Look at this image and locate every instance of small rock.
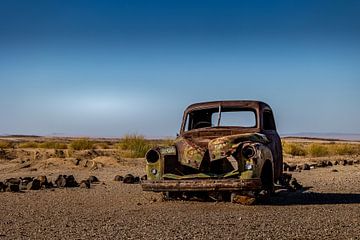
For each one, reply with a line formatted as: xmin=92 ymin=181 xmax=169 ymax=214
xmin=302 ymin=163 xmax=310 ymax=170
xmin=5 ymin=178 xmax=20 ymax=185
xmin=123 ymin=174 xmax=135 ymax=184
xmin=88 ymin=176 xmax=99 ymax=183
xmin=79 ymin=180 xmax=90 ymax=189
xmin=326 ymin=160 xmax=333 ymax=167
xmin=316 ymin=161 xmax=327 ymax=168
xmin=27 ymin=179 xmax=41 ymax=190
xmin=36 ymin=175 xmax=48 ymax=188
xmin=283 ymin=162 xmax=290 ymax=171
xmin=291 ymin=178 xmax=303 ymax=190
xmin=55 ymin=175 xmax=67 ymax=188
xmin=287 ymin=165 xmax=296 ymax=172
xmin=6 ymin=183 xmax=20 ymax=192
xmin=331 ymin=169 xmax=339 ymax=172
xmin=340 ymin=160 xmax=348 ymax=166
xmin=65 ymin=175 xmax=78 ymax=188
xmin=134 ymin=176 xmax=140 ymax=184
xmin=0 ymin=182 xmax=6 ymax=192
xmin=334 ymin=160 xmax=339 ymax=165
xmin=354 ymin=160 xmax=359 ymax=164
xmin=140 ymin=175 xmax=147 ymax=181
xmin=348 ymin=160 xmax=354 ymax=165
xmin=114 ymin=175 xmax=124 ymax=181
xmin=278 ymin=173 xmax=292 ymax=186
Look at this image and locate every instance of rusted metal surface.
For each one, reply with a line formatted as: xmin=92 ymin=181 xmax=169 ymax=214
xmin=142 ymin=178 xmax=262 ymax=192
xmin=143 ymin=100 xmax=283 ymax=197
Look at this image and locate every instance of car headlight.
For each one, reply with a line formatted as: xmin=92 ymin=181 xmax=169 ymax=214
xmin=242 ymin=145 xmax=255 ymax=159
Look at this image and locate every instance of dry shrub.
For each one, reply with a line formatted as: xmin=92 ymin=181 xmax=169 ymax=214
xmin=308 ymin=143 xmax=329 ymax=157
xmin=331 ymin=144 xmax=359 ymax=155
xmin=70 ymin=138 xmax=95 ymax=150
xmin=39 ymin=142 xmax=68 ymax=149
xmin=117 ymin=134 xmax=152 ymax=158
xmin=95 ymin=142 xmax=110 ymax=149
xmin=282 ymin=142 xmax=307 ymax=156
xmin=18 ymin=142 xmax=39 ymax=148
xmin=0 ymin=140 xmax=13 ymax=149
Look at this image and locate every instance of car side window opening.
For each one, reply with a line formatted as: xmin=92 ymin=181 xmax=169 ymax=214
xmin=263 ymin=110 xmax=276 ymax=130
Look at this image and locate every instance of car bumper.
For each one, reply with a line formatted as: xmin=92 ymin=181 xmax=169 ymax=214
xmin=141 ymin=178 xmax=262 ymax=192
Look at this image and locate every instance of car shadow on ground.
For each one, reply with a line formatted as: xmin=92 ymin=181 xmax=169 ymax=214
xmin=264 ymin=188 xmax=360 ymax=205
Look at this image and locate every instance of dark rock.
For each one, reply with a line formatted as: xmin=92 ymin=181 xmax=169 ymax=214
xmin=27 ymin=179 xmax=41 ymax=190
xmin=88 ymin=176 xmax=99 ymax=183
xmin=140 ymin=175 xmax=147 ymax=181
xmin=55 ymin=175 xmax=67 ymax=188
xmin=134 ymin=176 xmax=140 ymax=184
xmin=114 ymin=175 xmax=124 ymax=181
xmin=302 ymin=163 xmax=310 ymax=170
xmin=6 ymin=183 xmax=20 ymax=192
xmin=47 ymin=182 xmax=54 ymax=188
xmin=326 ymin=160 xmax=333 ymax=167
xmin=316 ymin=161 xmax=327 ymax=168
xmin=0 ymin=182 xmax=6 ymax=192
xmin=348 ymin=160 xmax=354 ymax=165
xmin=79 ymin=180 xmax=90 ymax=189
xmin=331 ymin=169 xmax=339 ymax=172
xmin=354 ymin=160 xmax=359 ymax=164
xmin=36 ymin=175 xmax=48 ymax=188
xmin=123 ymin=174 xmax=135 ymax=184
xmin=5 ymin=178 xmax=20 ymax=185
xmin=340 ymin=160 xmax=348 ymax=166
xmin=288 ymin=165 xmax=297 ymax=172
xmin=291 ymin=178 xmax=303 ymax=190
xmin=65 ymin=175 xmax=78 ymax=188
xmin=283 ymin=162 xmax=290 ymax=171
xmin=278 ymin=173 xmax=292 ymax=186
xmin=334 ymin=160 xmax=339 ymax=165
xmin=55 ymin=150 xmax=65 ymax=158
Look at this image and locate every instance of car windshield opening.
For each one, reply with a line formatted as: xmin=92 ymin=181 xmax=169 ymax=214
xmin=185 ymin=106 xmax=257 ymax=131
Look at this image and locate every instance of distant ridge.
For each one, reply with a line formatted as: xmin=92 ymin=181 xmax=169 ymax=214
xmin=281 ymin=132 xmax=360 ymax=141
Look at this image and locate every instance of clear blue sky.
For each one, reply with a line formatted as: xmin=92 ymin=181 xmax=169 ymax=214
xmin=0 ymin=0 xmax=359 ymax=137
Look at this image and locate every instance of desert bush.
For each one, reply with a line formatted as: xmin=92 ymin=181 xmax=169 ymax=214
xmin=118 ymin=134 xmax=152 ymax=158
xmin=69 ymin=138 xmax=95 ymax=150
xmin=18 ymin=142 xmax=39 ymax=148
xmin=0 ymin=140 xmax=13 ymax=149
xmin=331 ymin=144 xmax=359 ymax=155
xmin=308 ymin=143 xmax=329 ymax=157
xmin=95 ymin=142 xmax=110 ymax=149
xmin=39 ymin=142 xmax=68 ymax=149
xmin=159 ymin=138 xmax=175 ymax=147
xmin=282 ymin=142 xmax=307 ymax=156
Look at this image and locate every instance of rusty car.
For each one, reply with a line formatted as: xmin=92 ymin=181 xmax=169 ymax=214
xmin=141 ymin=100 xmax=283 ymax=203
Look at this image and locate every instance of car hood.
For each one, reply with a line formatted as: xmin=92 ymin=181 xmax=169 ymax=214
xmin=176 ymin=132 xmax=269 ymax=169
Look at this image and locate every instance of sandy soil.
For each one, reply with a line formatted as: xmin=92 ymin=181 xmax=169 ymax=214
xmin=0 ymin=155 xmax=360 ymax=239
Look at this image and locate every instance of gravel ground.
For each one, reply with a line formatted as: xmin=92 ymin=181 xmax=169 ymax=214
xmin=1 ymin=164 xmax=360 ymax=239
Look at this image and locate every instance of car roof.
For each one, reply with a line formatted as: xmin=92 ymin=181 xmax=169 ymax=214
xmin=184 ymin=100 xmax=271 ymax=113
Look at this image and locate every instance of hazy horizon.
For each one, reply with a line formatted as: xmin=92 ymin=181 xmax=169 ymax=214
xmin=1 ymin=1 xmax=359 ymax=137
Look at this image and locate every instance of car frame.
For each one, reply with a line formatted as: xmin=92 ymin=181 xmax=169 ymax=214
xmin=141 ymin=100 xmax=283 ymax=203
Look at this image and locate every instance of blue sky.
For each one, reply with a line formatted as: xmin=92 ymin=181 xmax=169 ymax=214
xmin=0 ymin=0 xmax=359 ymax=137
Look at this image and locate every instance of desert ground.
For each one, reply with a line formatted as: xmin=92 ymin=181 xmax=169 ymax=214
xmin=0 ymin=136 xmax=360 ymax=239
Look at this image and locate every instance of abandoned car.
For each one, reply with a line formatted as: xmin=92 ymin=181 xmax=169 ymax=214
xmin=141 ymin=100 xmax=283 ymax=203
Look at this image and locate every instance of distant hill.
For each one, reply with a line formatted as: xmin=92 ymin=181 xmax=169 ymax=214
xmin=281 ymin=133 xmax=360 ymax=141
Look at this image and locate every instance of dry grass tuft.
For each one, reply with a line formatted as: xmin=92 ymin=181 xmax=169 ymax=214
xmin=117 ymin=134 xmax=153 ymax=158
xmin=69 ymin=138 xmax=95 ymax=150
